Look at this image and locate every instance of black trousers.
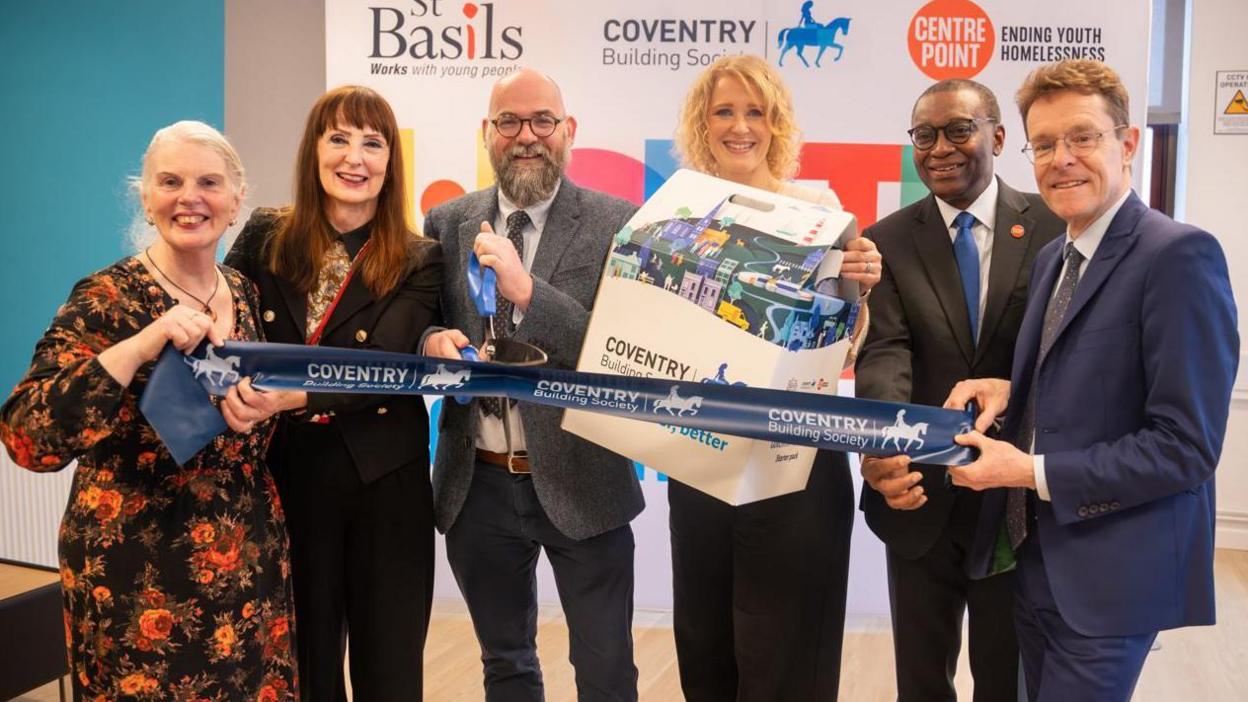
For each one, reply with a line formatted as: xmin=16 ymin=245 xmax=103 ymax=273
xmin=669 ymin=449 xmax=854 ymax=702
xmin=885 ymin=490 xmax=1018 ymax=702
xmin=275 ymin=422 xmax=434 ymax=702
xmin=445 ymin=460 xmax=638 ymax=702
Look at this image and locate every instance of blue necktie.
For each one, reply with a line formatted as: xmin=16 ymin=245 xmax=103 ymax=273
xmin=952 ymin=211 xmax=980 ymax=343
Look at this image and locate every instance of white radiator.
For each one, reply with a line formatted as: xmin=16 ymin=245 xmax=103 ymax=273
xmin=0 ymin=453 xmax=73 ymax=568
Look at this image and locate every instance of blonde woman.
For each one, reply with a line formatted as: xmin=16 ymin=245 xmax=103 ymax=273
xmin=669 ymin=54 xmax=879 ymax=701
xmin=1 ymin=121 xmax=298 ymax=700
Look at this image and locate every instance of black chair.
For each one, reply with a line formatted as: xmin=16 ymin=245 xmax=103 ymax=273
xmin=0 ymin=558 xmax=67 ymax=702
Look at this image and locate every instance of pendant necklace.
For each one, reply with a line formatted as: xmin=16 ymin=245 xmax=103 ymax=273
xmin=144 ymin=248 xmax=220 ymax=321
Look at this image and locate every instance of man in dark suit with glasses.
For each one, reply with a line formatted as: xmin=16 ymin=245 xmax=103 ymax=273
xmin=855 ymin=78 xmax=1064 ymax=701
xmin=946 ymin=59 xmax=1238 ymax=702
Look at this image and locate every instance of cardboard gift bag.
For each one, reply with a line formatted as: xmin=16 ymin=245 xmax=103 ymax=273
xmin=562 ymin=170 xmax=859 ymax=505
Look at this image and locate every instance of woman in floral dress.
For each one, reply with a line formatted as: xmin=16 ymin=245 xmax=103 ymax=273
xmin=0 ymin=121 xmax=300 ymax=701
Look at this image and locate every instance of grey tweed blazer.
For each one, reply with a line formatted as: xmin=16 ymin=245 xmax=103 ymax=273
xmin=422 ymin=178 xmax=644 ymax=540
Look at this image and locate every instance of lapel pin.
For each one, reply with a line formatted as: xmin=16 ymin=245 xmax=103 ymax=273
xmin=1010 ymin=224 xmax=1025 ymax=239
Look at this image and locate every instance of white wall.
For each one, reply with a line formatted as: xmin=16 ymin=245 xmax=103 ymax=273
xmin=1183 ymin=0 xmax=1248 ymax=549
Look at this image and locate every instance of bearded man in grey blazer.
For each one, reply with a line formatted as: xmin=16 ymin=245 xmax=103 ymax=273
xmin=422 ymin=68 xmax=642 ymax=702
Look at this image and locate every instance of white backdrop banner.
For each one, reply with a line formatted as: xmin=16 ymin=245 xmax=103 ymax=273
xmin=325 ymin=0 xmax=1151 ymax=611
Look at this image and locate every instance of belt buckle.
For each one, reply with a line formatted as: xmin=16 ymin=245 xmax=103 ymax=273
xmin=506 ymin=450 xmax=530 ymax=474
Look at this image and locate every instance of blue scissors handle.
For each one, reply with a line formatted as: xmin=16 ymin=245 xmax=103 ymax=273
xmin=467 ymin=251 xmax=497 ymax=318
xmin=452 ymin=345 xmax=480 ymax=404
xmin=457 ymin=251 xmax=496 ymax=404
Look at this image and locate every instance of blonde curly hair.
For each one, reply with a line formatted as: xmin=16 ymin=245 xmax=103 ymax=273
xmin=675 ymin=55 xmax=802 ymax=180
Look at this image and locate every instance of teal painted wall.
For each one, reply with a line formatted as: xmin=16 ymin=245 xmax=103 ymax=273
xmin=0 ymin=1 xmax=224 ymax=392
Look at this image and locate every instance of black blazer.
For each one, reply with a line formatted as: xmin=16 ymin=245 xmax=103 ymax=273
xmin=854 ymin=178 xmax=1064 ymax=561
xmin=225 ymin=208 xmax=443 ymax=484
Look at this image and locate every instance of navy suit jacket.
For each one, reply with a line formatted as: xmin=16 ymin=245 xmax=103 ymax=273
xmin=982 ymin=192 xmax=1238 ymax=636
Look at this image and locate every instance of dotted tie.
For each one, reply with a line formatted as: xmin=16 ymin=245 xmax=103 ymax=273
xmin=1007 ymin=242 xmax=1086 ymax=548
xmin=952 ymin=211 xmax=981 ymax=344
xmin=481 ymin=210 xmax=530 ymax=419
xmin=493 ymin=210 xmax=530 ymax=337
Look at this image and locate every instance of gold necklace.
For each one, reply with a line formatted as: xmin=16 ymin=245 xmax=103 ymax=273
xmin=144 ymin=248 xmax=221 ymax=321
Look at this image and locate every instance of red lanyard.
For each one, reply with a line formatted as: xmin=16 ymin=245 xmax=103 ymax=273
xmin=307 ymin=239 xmax=371 ymax=346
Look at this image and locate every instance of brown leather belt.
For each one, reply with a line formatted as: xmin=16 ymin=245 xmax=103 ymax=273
xmin=476 ymin=449 xmax=531 ymax=474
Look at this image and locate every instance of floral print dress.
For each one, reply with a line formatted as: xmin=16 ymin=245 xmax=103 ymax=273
xmin=0 ymin=257 xmax=298 ymax=701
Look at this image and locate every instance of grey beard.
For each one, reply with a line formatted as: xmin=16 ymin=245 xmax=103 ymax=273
xmin=492 ymin=144 xmax=567 ymax=208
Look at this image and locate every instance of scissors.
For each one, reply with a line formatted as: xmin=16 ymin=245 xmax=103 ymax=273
xmin=461 ymin=252 xmax=548 ymax=366
xmin=458 ymin=252 xmax=549 ymax=467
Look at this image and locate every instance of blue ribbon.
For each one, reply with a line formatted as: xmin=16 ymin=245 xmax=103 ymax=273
xmin=140 ymin=340 xmax=977 ymax=467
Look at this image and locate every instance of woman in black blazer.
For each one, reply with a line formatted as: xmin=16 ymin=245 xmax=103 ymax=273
xmin=225 ymin=86 xmax=442 ymax=702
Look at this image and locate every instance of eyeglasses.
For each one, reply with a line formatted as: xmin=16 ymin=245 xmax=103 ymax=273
xmin=490 ymin=114 xmax=564 ymax=138
xmin=1022 ymin=125 xmax=1128 ymax=164
xmin=907 ymin=118 xmax=996 ymax=150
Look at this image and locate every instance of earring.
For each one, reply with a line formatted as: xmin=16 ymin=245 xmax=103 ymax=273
xmin=145 ymin=216 xmax=154 ymax=226
xmin=230 ymin=220 xmax=237 ymax=226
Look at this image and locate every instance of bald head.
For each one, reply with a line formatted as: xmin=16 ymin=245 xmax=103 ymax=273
xmin=488 ymin=68 xmax=567 ymax=118
xmin=483 ymin=68 xmax=577 ymax=208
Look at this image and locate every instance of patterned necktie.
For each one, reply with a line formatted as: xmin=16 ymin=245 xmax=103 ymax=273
xmin=493 ymin=210 xmax=530 ymax=336
xmin=1007 ymin=241 xmax=1086 ymax=548
xmin=481 ymin=210 xmax=531 ymax=419
xmin=952 ymin=211 xmax=981 ymax=343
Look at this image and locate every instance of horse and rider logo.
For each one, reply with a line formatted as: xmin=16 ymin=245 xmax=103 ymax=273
xmin=653 ymin=386 xmax=704 ymax=417
xmin=701 ymin=362 xmax=748 ymax=387
xmin=184 ymin=345 xmax=241 ymax=388
xmin=419 ymin=364 xmax=472 ymax=390
xmin=881 ymin=409 xmax=928 ymax=452
xmin=777 ymin=1 xmax=851 ymax=67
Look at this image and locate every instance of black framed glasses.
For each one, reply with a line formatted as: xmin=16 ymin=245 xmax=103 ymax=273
xmin=907 ymin=117 xmax=996 ymax=150
xmin=1022 ymin=125 xmax=1128 ymax=164
xmin=490 ymin=114 xmax=563 ymax=138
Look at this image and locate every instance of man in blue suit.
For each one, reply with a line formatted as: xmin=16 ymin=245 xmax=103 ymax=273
xmin=945 ymin=59 xmax=1238 ymax=701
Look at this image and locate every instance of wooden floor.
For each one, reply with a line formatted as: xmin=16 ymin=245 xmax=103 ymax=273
xmin=15 ymin=549 xmax=1248 ymax=701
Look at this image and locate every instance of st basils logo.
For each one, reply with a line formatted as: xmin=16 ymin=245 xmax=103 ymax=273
xmin=371 ymin=1 xmax=523 ymax=60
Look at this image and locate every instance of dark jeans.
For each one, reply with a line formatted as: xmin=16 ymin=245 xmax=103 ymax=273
xmin=445 ymin=460 xmax=638 ymax=702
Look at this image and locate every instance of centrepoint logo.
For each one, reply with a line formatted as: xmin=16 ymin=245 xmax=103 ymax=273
xmin=908 ymin=0 xmax=994 ymax=79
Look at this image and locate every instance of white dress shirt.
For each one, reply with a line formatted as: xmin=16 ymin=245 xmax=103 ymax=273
xmin=1032 ymin=188 xmax=1132 ymax=500
xmin=933 ymin=176 xmax=999 ymax=344
xmin=475 ymin=183 xmax=560 ymax=453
